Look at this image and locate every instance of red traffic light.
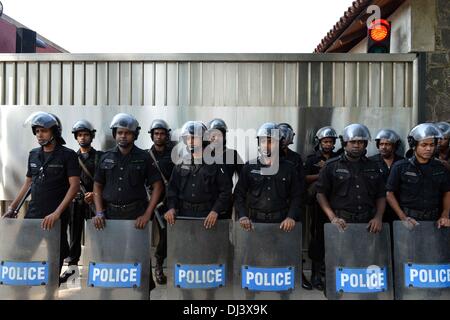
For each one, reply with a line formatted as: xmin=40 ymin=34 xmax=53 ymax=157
xmin=369 ymin=19 xmax=390 ymax=42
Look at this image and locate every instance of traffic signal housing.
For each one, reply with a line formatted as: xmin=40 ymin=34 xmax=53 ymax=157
xmin=367 ymin=19 xmax=391 ymax=53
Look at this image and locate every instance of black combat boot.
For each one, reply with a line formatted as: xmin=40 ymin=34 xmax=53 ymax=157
xmin=302 ymin=272 xmax=312 ymax=290
xmin=155 ymin=260 xmax=167 ymax=285
xmin=311 ymin=262 xmax=324 ymax=291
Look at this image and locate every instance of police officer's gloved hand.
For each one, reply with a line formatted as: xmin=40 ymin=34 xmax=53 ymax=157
xmin=239 ymin=216 xmax=253 ymax=231
xmin=3 ymin=207 xmax=18 ymax=219
xmin=331 ymin=216 xmax=346 ymax=232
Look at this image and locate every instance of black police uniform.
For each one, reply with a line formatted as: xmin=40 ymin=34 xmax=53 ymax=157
xmin=386 ymin=156 xmax=450 ymax=220
xmin=436 ymin=148 xmax=450 ymax=165
xmin=368 ymin=153 xmax=404 ymax=224
xmin=234 ymin=158 xmax=302 ymax=223
xmin=67 ymin=148 xmax=102 ymax=266
xmin=95 ymin=145 xmax=162 ymax=219
xmin=281 ymin=148 xmax=307 ymax=217
xmin=305 ymin=150 xmax=338 ymax=263
xmin=220 ymin=148 xmax=244 ymax=182
xmin=148 ymin=143 xmax=175 ymax=267
xmin=316 ymin=154 xmax=386 ymax=223
xmin=442 ymin=149 xmax=450 ymax=161
xmin=211 ymin=147 xmax=243 ymax=219
xmin=26 ymin=144 xmax=80 ymax=270
xmin=166 ymin=159 xmax=232 ymax=218
xmin=234 ymin=157 xmax=302 ymax=299
xmin=282 ymin=148 xmax=306 ymax=194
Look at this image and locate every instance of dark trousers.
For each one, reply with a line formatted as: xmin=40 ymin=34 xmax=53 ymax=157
xmin=308 ymin=203 xmax=327 ymax=263
xmin=59 ymin=213 xmax=70 ymax=272
xmin=383 ymin=205 xmax=398 ymax=224
xmin=67 ymin=200 xmax=87 ymax=266
xmin=154 ymin=213 xmax=167 ymax=265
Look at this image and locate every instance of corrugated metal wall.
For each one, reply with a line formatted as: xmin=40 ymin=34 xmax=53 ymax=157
xmin=0 ymin=53 xmax=417 ymax=108
xmin=0 ymin=53 xmax=419 ymax=221
xmin=0 ymin=53 xmax=420 ymax=256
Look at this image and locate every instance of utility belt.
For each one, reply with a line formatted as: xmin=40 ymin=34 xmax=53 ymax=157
xmin=335 ymin=209 xmax=374 ymax=223
xmin=248 ymin=208 xmax=287 ymax=223
xmin=180 ymin=201 xmax=213 ymax=212
xmin=403 ymin=207 xmax=439 ymax=221
xmin=106 ymin=200 xmax=148 ymax=220
xmin=177 ymin=201 xmax=214 ymax=218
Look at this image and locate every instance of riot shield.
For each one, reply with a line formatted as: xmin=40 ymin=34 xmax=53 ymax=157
xmin=324 ymin=223 xmax=393 ymax=300
xmin=233 ymin=222 xmax=303 ymax=300
xmin=393 ymin=221 xmax=450 ymax=300
xmin=0 ymin=219 xmax=61 ymax=300
xmin=167 ymin=219 xmax=233 ymax=300
xmin=81 ymin=220 xmax=151 ymax=300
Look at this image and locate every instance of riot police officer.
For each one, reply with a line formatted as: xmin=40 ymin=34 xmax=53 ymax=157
xmin=386 ymin=123 xmax=450 ymax=228
xmin=147 ymin=119 xmax=175 ymax=285
xmin=93 ymin=113 xmax=164 ymax=291
xmin=93 ymin=113 xmax=163 ymax=225
xmin=278 ymin=123 xmax=306 ymax=189
xmin=316 ymin=124 xmax=386 ymax=233
xmin=369 ymin=129 xmax=404 ymax=224
xmin=233 ymin=123 xmax=303 ymax=299
xmin=305 ymin=126 xmax=339 ymax=291
xmin=277 ymin=122 xmax=311 ymax=289
xmin=60 ymin=120 xmax=103 ymax=283
xmin=435 ymin=122 xmax=450 ymax=171
xmin=4 ymin=112 xmax=80 ymax=276
xmin=234 ymin=122 xmax=302 ymax=231
xmin=206 ymin=118 xmax=243 ymax=181
xmin=164 ymin=121 xmax=232 ymax=227
xmin=206 ymin=118 xmax=244 ymax=219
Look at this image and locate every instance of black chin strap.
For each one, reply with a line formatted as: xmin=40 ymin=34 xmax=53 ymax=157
xmin=40 ymin=136 xmax=55 ymax=146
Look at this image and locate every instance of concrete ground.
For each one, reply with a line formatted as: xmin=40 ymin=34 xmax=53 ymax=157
xmin=56 ymin=246 xmax=327 ymax=300
xmin=57 ymin=266 xmax=326 ymax=300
